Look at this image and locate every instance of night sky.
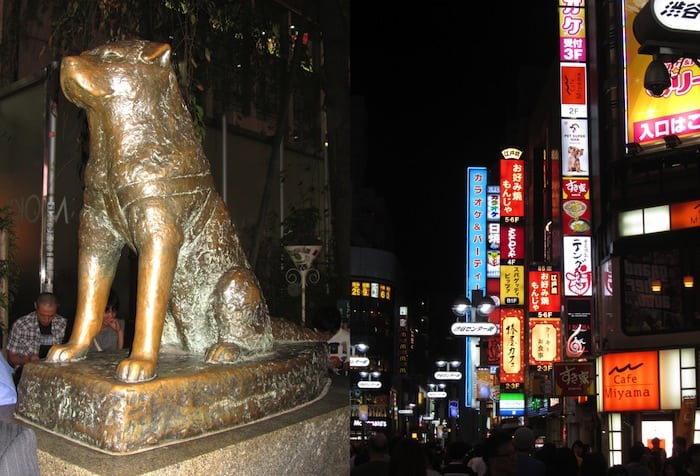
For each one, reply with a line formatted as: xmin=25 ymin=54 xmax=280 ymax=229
xmin=351 ymin=3 xmax=559 ymax=326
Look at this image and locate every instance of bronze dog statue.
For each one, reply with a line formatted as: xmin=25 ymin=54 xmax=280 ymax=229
xmin=47 ymin=40 xmax=273 ymax=382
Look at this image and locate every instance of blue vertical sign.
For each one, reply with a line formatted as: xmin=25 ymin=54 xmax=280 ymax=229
xmin=465 ymin=167 xmax=488 ymax=407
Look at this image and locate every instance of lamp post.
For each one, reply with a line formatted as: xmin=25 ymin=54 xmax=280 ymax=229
xmin=427 ymin=382 xmax=447 ymax=446
xmin=284 ymin=245 xmax=321 ymax=325
xmin=357 ymin=371 xmax=382 ymax=441
xmin=349 ymin=343 xmax=370 ymax=369
xmin=435 ymin=359 xmax=462 ymax=443
xmin=450 ymin=291 xmax=497 ymax=442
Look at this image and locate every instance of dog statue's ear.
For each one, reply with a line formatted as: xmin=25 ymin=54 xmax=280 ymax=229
xmin=141 ymin=42 xmax=171 ymax=68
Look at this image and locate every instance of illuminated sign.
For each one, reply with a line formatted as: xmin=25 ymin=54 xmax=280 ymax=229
xmin=624 ymin=1 xmax=700 ymax=146
xmin=560 ymin=63 xmax=588 ymax=118
xmin=476 ymin=367 xmax=493 ymax=400
xmin=349 ymin=357 xmax=369 ymax=368
xmin=500 ymin=159 xmax=525 ymax=217
xmin=566 ymin=299 xmax=592 ymax=358
xmin=601 ymin=351 xmax=660 ymax=412
xmin=467 ymin=167 xmax=488 ymax=292
xmin=651 ymin=0 xmax=700 ymax=33
xmin=528 ymin=318 xmax=561 ymax=365
xmin=487 ymin=191 xmax=500 ymax=222
xmin=500 ymin=224 xmax=525 ymax=263
xmin=350 ymin=280 xmax=392 ymax=300
xmin=450 ymin=322 xmax=498 ymax=337
xmin=562 ymin=177 xmax=590 ymax=200
xmin=358 ymin=381 xmax=382 ymax=389
xmin=500 ymin=307 xmax=525 ymax=383
xmin=561 ymin=118 xmax=589 ymax=176
xmin=499 ymin=392 xmax=525 ymax=417
xmin=553 ymin=361 xmax=595 ymax=396
xmin=670 ymin=200 xmax=700 ymax=230
xmin=500 ymin=265 xmax=525 ymax=305
xmin=563 ymin=236 xmax=593 ymax=296
xmin=427 ymin=391 xmax=447 ymax=398
xmin=434 ymin=371 xmax=462 ymax=380
xmin=559 ymin=1 xmax=586 ymax=62
xmin=528 ymin=269 xmax=561 ymax=314
xmin=352 ymin=419 xmax=387 ymax=428
xmin=562 ymin=197 xmax=591 ymax=235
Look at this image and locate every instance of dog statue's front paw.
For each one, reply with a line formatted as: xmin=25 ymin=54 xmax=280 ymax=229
xmin=116 ymin=358 xmax=157 ymax=383
xmin=205 ymin=343 xmax=243 ymax=363
xmin=45 ymin=344 xmax=88 ymax=363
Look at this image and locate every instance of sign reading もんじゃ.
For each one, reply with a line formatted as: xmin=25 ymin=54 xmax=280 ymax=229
xmin=602 ymin=351 xmax=659 ymax=412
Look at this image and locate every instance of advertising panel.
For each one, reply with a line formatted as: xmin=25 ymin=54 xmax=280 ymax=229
xmin=500 ymin=158 xmax=525 ymax=218
xmin=563 ymin=236 xmax=593 ymax=296
xmin=624 ymin=0 xmax=700 ymax=146
xmin=553 ymin=361 xmax=595 ymax=396
xmin=560 ymin=62 xmax=588 ymax=118
xmin=562 ymin=118 xmax=589 ymax=176
xmin=529 ymin=318 xmax=561 ymax=365
xmin=565 ymin=299 xmax=592 ymax=359
xmin=670 ymin=200 xmax=700 ymax=230
xmin=499 ymin=392 xmax=525 ymax=417
xmin=559 ymin=1 xmax=586 ymax=62
xmin=500 ymin=224 xmax=525 ymax=264
xmin=500 ymin=265 xmax=525 ymax=306
xmin=467 ymin=167 xmax=488 ymax=292
xmin=601 ymin=351 xmax=660 ymax=412
xmin=562 ymin=177 xmax=590 ymax=200
xmin=500 ymin=307 xmax=525 ymax=383
xmin=528 ymin=269 xmax=562 ymax=314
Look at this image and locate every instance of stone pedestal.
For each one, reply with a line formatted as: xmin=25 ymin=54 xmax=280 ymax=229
xmin=24 ymin=374 xmax=349 ymax=475
xmin=15 ymin=341 xmax=330 ymax=454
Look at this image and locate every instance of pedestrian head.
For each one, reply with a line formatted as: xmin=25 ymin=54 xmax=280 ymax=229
xmin=483 ymin=430 xmax=517 ymax=476
xmin=34 ymin=292 xmax=59 ymax=326
xmin=513 ymin=427 xmax=536 ymax=453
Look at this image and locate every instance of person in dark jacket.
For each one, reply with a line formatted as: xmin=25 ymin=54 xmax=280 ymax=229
xmin=441 ymin=440 xmax=476 ymax=475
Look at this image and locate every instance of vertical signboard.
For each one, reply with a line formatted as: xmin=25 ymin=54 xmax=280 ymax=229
xmin=487 ymin=186 xmax=500 ymax=279
xmin=553 ymin=361 xmax=595 ymax=396
xmin=565 ymin=298 xmax=592 ymax=359
xmin=528 ymin=268 xmax=562 ymax=315
xmin=560 ymin=0 xmax=593 ymax=364
xmin=500 ymin=153 xmax=525 ymax=218
xmin=467 ymin=167 xmax=488 ymax=293
xmin=499 ymin=147 xmax=526 ymax=387
xmin=529 ymin=318 xmax=561 ymax=364
xmin=563 ymin=236 xmax=593 ymax=296
xmin=500 ymin=307 xmax=525 ymax=383
xmin=465 ymin=167 xmax=488 ymax=408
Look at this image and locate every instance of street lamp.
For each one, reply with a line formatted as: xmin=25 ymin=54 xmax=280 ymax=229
xmin=451 ymin=291 xmax=497 ymax=442
xmin=358 ymin=370 xmax=382 ymax=389
xmin=435 ymin=359 xmax=462 ymax=443
xmin=452 ymin=293 xmax=497 ymax=320
xmin=426 ymin=382 xmax=447 ymax=444
xmin=349 ymin=343 xmax=370 ymax=368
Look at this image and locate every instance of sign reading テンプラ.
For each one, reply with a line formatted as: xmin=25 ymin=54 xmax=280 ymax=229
xmin=601 ymin=351 xmax=660 ymax=412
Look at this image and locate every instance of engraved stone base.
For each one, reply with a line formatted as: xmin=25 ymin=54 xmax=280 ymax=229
xmin=14 ymin=342 xmax=329 ymax=454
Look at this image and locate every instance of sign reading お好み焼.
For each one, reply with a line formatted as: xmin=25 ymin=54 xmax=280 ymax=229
xmin=602 ymin=351 xmax=659 ymax=412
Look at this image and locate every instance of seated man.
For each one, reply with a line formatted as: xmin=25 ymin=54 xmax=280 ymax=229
xmin=7 ymin=292 xmax=68 ymax=385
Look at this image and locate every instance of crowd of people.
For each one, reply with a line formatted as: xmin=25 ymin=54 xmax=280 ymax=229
xmin=350 ymin=430 xmax=700 ymax=476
